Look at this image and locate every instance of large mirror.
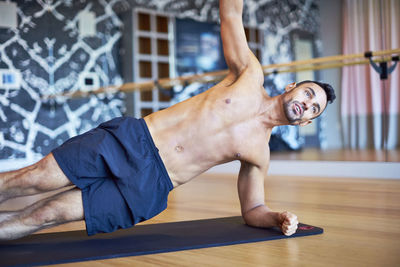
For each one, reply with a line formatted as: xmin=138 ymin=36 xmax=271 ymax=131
xmin=269 ymin=0 xmax=399 ymax=163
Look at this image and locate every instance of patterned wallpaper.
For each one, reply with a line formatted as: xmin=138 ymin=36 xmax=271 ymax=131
xmin=0 ymin=0 xmax=319 ymax=170
xmin=0 ymin=0 xmax=126 ymax=170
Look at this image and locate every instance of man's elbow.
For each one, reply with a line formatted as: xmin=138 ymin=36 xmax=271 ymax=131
xmin=241 ymin=204 xmax=264 ymax=227
xmin=242 ymin=211 xmax=262 ymax=228
xmin=242 ymin=211 xmax=254 ymax=226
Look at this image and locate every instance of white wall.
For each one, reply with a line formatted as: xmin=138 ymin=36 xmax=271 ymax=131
xmin=319 ymin=0 xmax=343 ymax=149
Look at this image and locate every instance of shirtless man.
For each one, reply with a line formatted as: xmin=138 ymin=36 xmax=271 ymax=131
xmin=0 ymin=0 xmax=335 ymax=240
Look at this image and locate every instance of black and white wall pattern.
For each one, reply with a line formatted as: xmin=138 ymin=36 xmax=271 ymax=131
xmin=0 ymin=0 xmax=320 ymax=170
xmin=0 ymin=0 xmax=127 ymax=170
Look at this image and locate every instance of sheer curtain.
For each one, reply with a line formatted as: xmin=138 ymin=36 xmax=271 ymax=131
xmin=341 ymin=0 xmax=400 ymax=150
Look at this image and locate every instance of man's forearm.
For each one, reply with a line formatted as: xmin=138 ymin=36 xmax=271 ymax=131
xmin=242 ymin=204 xmax=280 ymax=228
xmin=220 ymin=0 xmax=243 ymax=20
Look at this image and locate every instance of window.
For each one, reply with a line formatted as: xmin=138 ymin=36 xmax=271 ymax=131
xmin=132 ymin=9 xmax=176 ymax=118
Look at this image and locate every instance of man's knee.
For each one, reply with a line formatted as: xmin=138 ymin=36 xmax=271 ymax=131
xmin=28 ymin=201 xmax=60 ymax=226
xmin=24 ymin=200 xmax=79 ymax=226
xmin=1 ymin=156 xmax=49 ymax=189
xmin=32 ymin=154 xmax=72 ymax=191
xmin=26 ymin=191 xmax=83 ymax=227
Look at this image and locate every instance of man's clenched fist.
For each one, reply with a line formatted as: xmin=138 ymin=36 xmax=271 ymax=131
xmin=278 ymin=211 xmax=298 ymax=236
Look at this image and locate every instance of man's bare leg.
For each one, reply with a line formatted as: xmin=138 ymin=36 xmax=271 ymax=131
xmin=0 ymin=187 xmax=84 ymax=240
xmin=0 ymin=211 xmax=18 ymax=223
xmin=0 ymin=153 xmax=72 ymax=204
xmin=0 ymin=153 xmax=82 ymax=240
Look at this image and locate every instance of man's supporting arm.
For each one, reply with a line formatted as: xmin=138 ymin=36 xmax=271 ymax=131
xmin=238 ymin=162 xmax=299 ymax=236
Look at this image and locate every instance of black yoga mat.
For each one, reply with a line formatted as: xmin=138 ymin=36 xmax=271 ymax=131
xmin=0 ymin=216 xmax=323 ymax=267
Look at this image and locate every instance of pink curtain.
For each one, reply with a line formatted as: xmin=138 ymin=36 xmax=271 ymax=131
xmin=341 ymin=0 xmax=400 ymax=149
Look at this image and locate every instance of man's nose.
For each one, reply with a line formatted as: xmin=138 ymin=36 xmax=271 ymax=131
xmin=302 ymin=101 xmax=310 ymax=110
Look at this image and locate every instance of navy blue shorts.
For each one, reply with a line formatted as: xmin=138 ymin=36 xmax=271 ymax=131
xmin=52 ymin=117 xmax=173 ymax=236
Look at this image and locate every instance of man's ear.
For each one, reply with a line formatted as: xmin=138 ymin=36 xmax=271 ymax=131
xmin=299 ymin=120 xmax=312 ymax=127
xmin=285 ymin=82 xmax=297 ymax=92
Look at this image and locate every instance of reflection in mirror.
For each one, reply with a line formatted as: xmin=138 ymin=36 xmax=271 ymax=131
xmin=269 ymin=0 xmax=400 ymax=163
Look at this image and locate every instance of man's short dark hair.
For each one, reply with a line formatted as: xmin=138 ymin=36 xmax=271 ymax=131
xmin=296 ymin=80 xmax=336 ymax=104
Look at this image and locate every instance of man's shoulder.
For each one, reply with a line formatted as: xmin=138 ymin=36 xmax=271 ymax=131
xmin=224 ymin=51 xmax=264 ymax=87
xmin=245 ymin=52 xmax=264 ymax=81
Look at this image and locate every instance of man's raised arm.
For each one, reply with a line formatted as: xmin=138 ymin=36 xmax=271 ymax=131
xmin=219 ymin=0 xmax=251 ymax=77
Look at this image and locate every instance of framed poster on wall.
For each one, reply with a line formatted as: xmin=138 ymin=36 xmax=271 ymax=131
xmin=175 ymin=18 xmax=227 ymax=76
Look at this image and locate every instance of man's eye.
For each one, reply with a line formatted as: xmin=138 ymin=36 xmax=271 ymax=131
xmin=313 ymin=107 xmax=317 ymax=113
xmin=306 ymin=91 xmax=310 ymax=97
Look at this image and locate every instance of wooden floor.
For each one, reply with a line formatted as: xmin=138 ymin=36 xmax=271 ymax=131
xmin=2 ymin=173 xmax=399 ymax=266
xmin=270 ymin=148 xmax=400 ymax=162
